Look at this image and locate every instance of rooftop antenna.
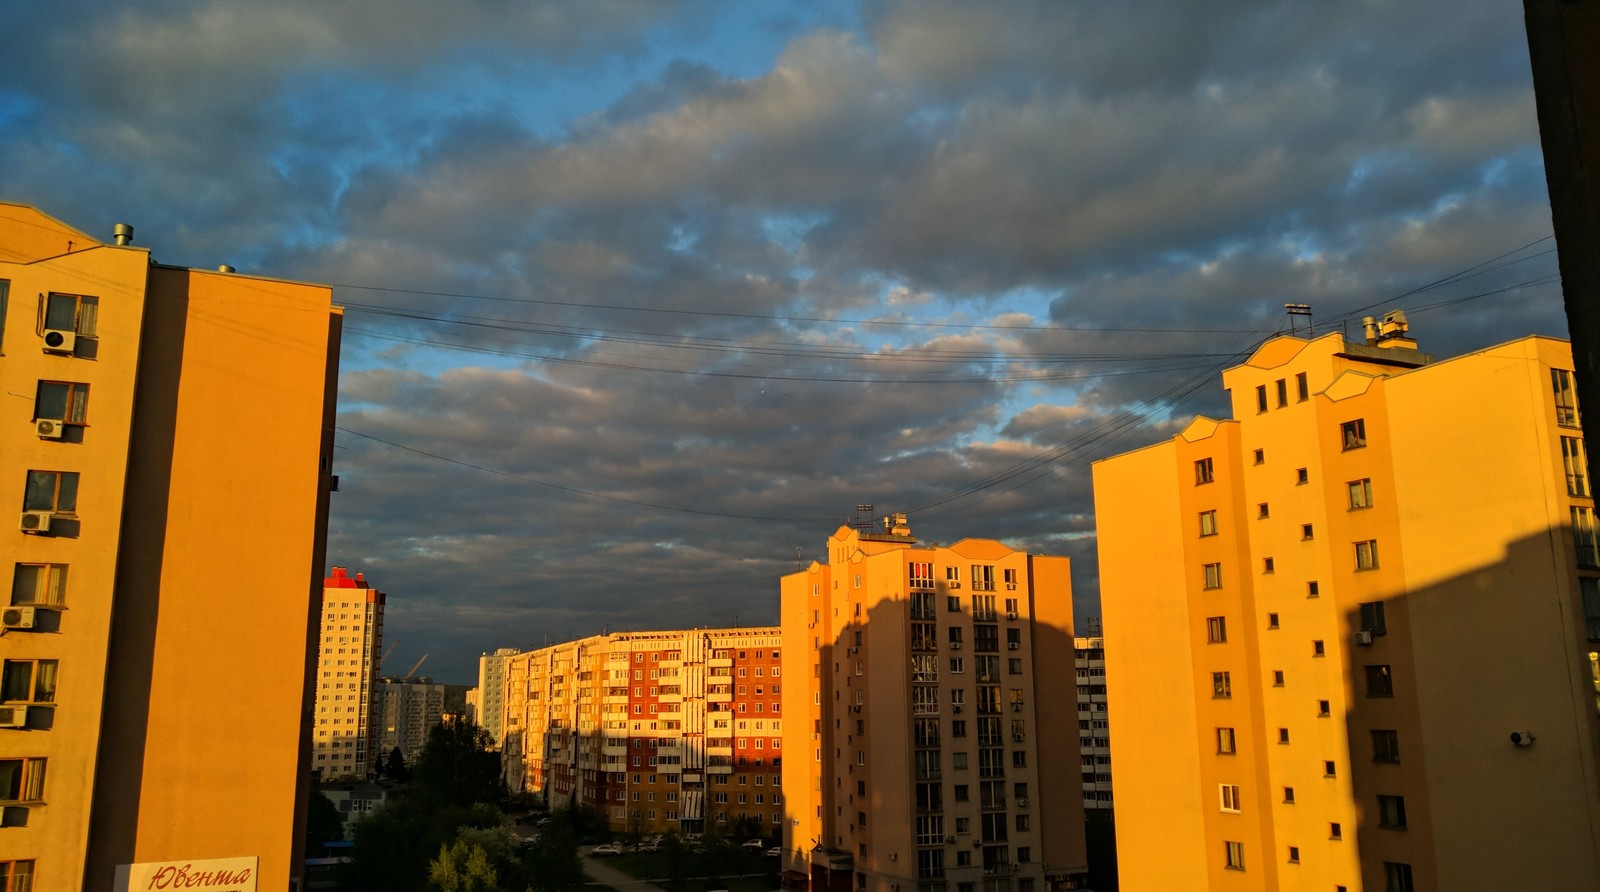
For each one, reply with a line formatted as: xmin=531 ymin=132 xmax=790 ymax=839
xmin=796 ymin=546 xmax=804 ymax=571
xmin=852 ymin=503 xmax=875 ymax=533
xmin=1284 ymin=303 xmax=1313 ymax=336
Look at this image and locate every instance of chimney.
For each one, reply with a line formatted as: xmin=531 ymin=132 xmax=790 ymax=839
xmin=1362 ymin=316 xmax=1380 ymax=345
xmin=113 ymin=223 xmax=134 ymax=246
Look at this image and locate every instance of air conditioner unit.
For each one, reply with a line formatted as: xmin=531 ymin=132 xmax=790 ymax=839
xmin=950 ymin=642 xmax=962 ymax=650
xmin=1017 ymin=798 xmax=1028 ymax=808
xmin=2 ymin=607 xmax=37 ymax=630
xmin=1353 ymin=630 xmax=1374 ymax=646
xmin=952 ymin=705 xmax=962 ymax=714
xmin=1006 ymin=611 xmax=1019 ymax=620
xmin=19 ymin=512 xmax=52 ymax=534
xmin=41 ymin=329 xmax=76 ymax=355
xmin=1008 ymin=642 xmax=1020 ymax=650
xmin=945 ymin=837 xmax=956 ymax=845
xmin=34 ymin=418 xmax=65 ymax=440
xmin=950 ymin=582 xmax=961 ymax=589
xmin=1006 ymin=584 xmax=1017 ymax=591
xmin=1013 ymin=733 xmax=1025 ymax=743
xmin=0 ymin=706 xmax=26 ymax=729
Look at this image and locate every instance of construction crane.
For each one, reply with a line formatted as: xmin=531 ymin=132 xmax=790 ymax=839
xmin=404 ymin=654 xmax=428 ymax=678
xmin=379 ymin=641 xmax=399 ymax=670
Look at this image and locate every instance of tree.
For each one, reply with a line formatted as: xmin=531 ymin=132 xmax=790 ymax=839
xmin=305 ymin=788 xmax=346 ymax=853
xmin=383 ymin=746 xmax=411 ymax=783
xmin=412 ymin=717 xmax=503 ymax=808
xmin=428 ymin=839 xmax=501 ymax=892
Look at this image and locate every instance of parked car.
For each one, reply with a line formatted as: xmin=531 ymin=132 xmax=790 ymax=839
xmin=766 ymin=847 xmax=781 ymax=857
xmin=591 ymin=844 xmax=623 ymax=856
xmin=742 ymin=839 xmax=765 ymax=849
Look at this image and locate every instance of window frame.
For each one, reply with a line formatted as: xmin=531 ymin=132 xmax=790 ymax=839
xmin=39 ymin=292 xmax=99 ymax=338
xmin=1199 ymin=509 xmax=1218 ymax=537
xmin=1355 ymin=539 xmax=1380 ymax=571
xmin=1211 ymin=671 xmax=1231 ymax=699
xmin=22 ymin=470 xmax=79 ymax=514
xmin=10 ymin=563 xmax=67 ymax=606
xmin=1341 ymin=418 xmax=1367 ymax=450
xmin=1348 ymin=478 xmax=1373 ymax=510
xmin=1195 ymin=457 xmax=1214 ymax=485
xmin=1224 ymin=841 xmax=1245 ymax=871
xmin=1202 ymin=563 xmax=1222 ymax=590
xmin=1 ymin=659 xmax=57 ymax=705
xmin=0 ymin=757 xmax=47 ymax=804
xmin=1216 ymin=727 xmax=1236 ymax=754
xmin=1206 ymin=616 xmax=1227 ymax=644
xmin=1219 ymin=784 xmax=1241 ymax=813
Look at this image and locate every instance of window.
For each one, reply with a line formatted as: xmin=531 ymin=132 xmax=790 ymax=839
xmin=34 ymin=381 xmax=90 ymax=425
xmin=953 ymin=784 xmax=968 ymax=802
xmin=1272 ymin=669 xmax=1284 ymax=686
xmin=1378 ymin=794 xmax=1407 ymax=829
xmin=1 ymin=660 xmax=57 ymax=704
xmin=0 ymin=279 xmax=8 ymax=351
xmin=1199 ymin=510 xmax=1218 ymax=537
xmin=1216 ymin=727 xmax=1236 ymax=754
xmin=1220 ymin=784 xmax=1241 ymax=812
xmin=1348 ymin=478 xmax=1373 ymax=509
xmin=1287 ymin=846 xmax=1300 ymax=864
xmin=1256 ymin=385 xmax=1268 ymax=413
xmin=1263 ymin=557 xmax=1275 ymax=574
xmin=1212 ymin=672 xmax=1231 ymax=698
xmin=971 ymin=565 xmax=994 ymax=592
xmin=1384 ymin=862 xmax=1415 ymax=892
xmin=1267 ymin=613 xmax=1279 ymax=629
xmin=1359 ymin=601 xmax=1388 ymax=636
xmin=1582 ymin=578 xmax=1600 ymax=642
xmin=1356 ymin=539 xmax=1380 ymax=571
xmin=23 ymin=470 xmax=79 ymax=513
xmin=1341 ymin=419 xmax=1367 ymax=450
xmin=1276 ymin=378 xmax=1288 ymax=407
xmin=0 ymin=758 xmax=46 ymax=803
xmin=1307 ymin=580 xmax=1319 ymax=597
xmin=1224 ymin=840 xmax=1244 ymax=870
xmin=1312 ymin=640 xmax=1324 ymax=657
xmin=1296 ymin=372 xmax=1309 ymax=401
xmin=1257 ymin=502 xmax=1270 ymax=519
xmin=1206 ymin=617 xmax=1227 ymax=643
xmin=42 ymin=292 xmax=99 ymax=337
xmin=1015 ymin=814 xmax=1029 ymax=832
xmin=1203 ymin=563 xmax=1222 ymax=590
xmin=1578 ymin=507 xmax=1600 ymax=569
xmin=1323 ymin=760 xmax=1337 ymax=777
xmin=1195 ymin=458 xmax=1214 ymax=485
xmin=1301 ymin=523 xmax=1314 ymax=540
xmin=1277 ymin=727 xmax=1289 ymax=744
xmin=1554 ymin=369 xmax=1581 ymax=427
xmin=1253 ymin=448 xmax=1265 ymax=465
xmin=1296 ymin=467 xmax=1309 ymax=485
xmin=1283 ymin=786 xmax=1295 ymax=804
xmin=1373 ymin=729 xmax=1400 ymax=763
xmin=1 ymin=860 xmax=35 ymax=892
xmin=10 ymin=563 xmax=67 ymax=606
xmin=1329 ymin=822 xmax=1342 ymax=840
xmin=1366 ymin=664 xmax=1394 ymax=697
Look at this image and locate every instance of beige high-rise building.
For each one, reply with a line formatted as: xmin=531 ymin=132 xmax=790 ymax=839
xmin=1071 ymin=637 xmax=1111 ymax=813
xmin=500 ymin=628 xmax=783 ymax=836
xmin=313 ymin=568 xmax=386 ymax=780
xmin=0 ymin=203 xmax=341 ymax=892
xmin=477 ymin=647 xmax=522 ymax=750
xmin=779 ymin=517 xmax=1090 ymax=892
xmin=377 ymin=677 xmax=447 ymax=764
xmin=1094 ymin=319 xmax=1600 ymax=891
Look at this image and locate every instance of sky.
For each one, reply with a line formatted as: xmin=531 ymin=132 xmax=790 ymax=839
xmin=1 ymin=1 xmax=1570 ymax=684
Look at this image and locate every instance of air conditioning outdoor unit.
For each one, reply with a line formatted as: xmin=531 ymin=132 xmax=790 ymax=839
xmin=1353 ymin=630 xmax=1374 ymax=646
xmin=952 ymin=705 xmax=962 ymax=714
xmin=19 ymin=512 xmax=52 ymax=534
xmin=34 ymin=418 xmax=65 ymax=440
xmin=1017 ymin=798 xmax=1028 ymax=807
xmin=1006 ymin=611 xmax=1019 ymax=620
xmin=950 ymin=642 xmax=962 ymax=650
xmin=41 ymin=329 xmax=76 ymax=355
xmin=1008 ymin=642 xmax=1020 ymax=650
xmin=0 ymin=706 xmax=27 ymax=729
xmin=2 ymin=607 xmax=37 ymax=630
xmin=1013 ymin=733 xmax=1025 ymax=743
xmin=950 ymin=582 xmax=961 ymax=589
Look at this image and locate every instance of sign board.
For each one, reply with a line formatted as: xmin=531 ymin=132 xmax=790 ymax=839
xmin=114 ymin=856 xmax=258 ymax=892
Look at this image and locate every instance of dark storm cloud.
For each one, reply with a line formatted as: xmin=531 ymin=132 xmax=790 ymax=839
xmin=0 ymin=0 xmax=1563 ymax=680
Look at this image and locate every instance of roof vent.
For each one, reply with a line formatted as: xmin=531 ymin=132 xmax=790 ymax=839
xmin=218 ymin=264 xmax=236 ymax=273
xmin=113 ymin=223 xmax=134 ymax=246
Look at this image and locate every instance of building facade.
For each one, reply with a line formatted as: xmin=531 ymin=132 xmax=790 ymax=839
xmin=377 ymin=677 xmax=447 ymax=764
xmin=477 ymin=647 xmax=522 ymax=750
xmin=0 ymin=203 xmax=341 ymax=892
xmin=1094 ymin=319 xmax=1600 ymax=891
xmin=313 ymin=568 xmax=386 ymax=780
xmin=499 ymin=628 xmax=784 ymax=836
xmin=1071 ymin=637 xmax=1111 ymax=813
xmin=779 ymin=517 xmax=1090 ymax=892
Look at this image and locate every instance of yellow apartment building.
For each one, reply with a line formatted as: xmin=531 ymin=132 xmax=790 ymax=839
xmin=0 ymin=203 xmax=342 ymax=892
xmin=313 ymin=568 xmax=386 ymax=781
xmin=498 ymin=628 xmax=784 ymax=836
xmin=1094 ymin=315 xmax=1600 ymax=891
xmin=779 ymin=516 xmax=1090 ymax=892
xmin=1071 ymin=637 xmax=1111 ymax=813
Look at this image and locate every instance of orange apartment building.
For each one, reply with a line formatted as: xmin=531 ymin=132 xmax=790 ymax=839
xmin=779 ymin=516 xmax=1089 ymax=892
xmin=0 ymin=203 xmax=342 ymax=892
xmin=1094 ymin=315 xmax=1600 ymax=891
xmin=498 ymin=628 xmax=785 ymax=836
xmin=313 ymin=568 xmax=386 ymax=781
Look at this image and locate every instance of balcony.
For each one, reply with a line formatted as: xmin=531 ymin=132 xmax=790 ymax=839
xmin=707 ymin=691 xmax=733 ymax=703
xmin=708 ymin=658 xmax=734 ymax=668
